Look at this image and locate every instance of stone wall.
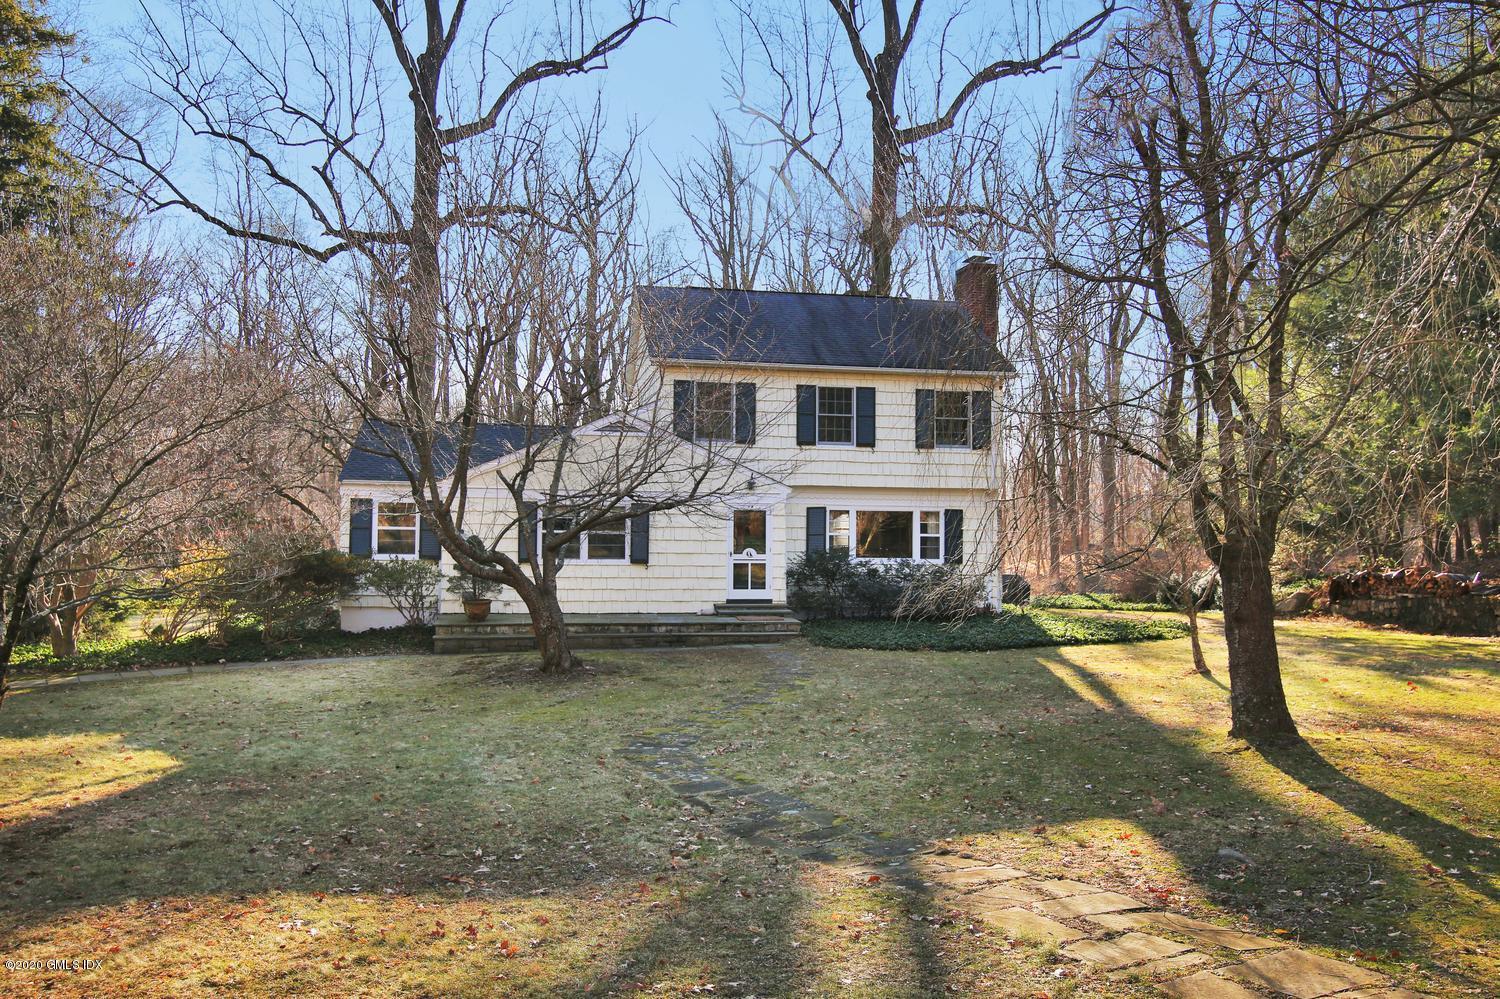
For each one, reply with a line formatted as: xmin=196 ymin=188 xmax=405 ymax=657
xmin=1329 ymin=593 xmax=1500 ymax=636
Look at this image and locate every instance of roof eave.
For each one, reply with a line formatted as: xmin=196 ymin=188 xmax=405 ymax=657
xmin=651 ymin=356 xmax=1015 ymax=378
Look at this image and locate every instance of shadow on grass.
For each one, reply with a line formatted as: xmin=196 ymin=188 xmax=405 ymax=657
xmin=1 ymin=636 xmax=1494 ymax=995
xmin=694 ymin=637 xmax=1496 ymax=994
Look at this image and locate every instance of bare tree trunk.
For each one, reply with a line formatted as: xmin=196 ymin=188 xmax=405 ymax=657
xmin=514 ymin=577 xmax=580 ymax=674
xmin=868 ymin=106 xmax=899 ymax=295
xmin=1182 ymin=586 xmax=1210 ymax=676
xmin=1219 ymin=540 xmax=1296 ymax=739
xmin=47 ymin=604 xmax=83 ymax=658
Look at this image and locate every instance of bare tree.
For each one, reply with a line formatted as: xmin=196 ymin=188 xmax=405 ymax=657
xmin=667 ymin=115 xmax=787 ymax=290
xmin=730 ymin=0 xmax=1112 ymax=295
xmin=1050 ymin=0 xmax=1500 ymax=739
xmin=77 ymin=0 xmax=657 ymax=415
xmin=0 ymin=217 xmax=281 ymax=698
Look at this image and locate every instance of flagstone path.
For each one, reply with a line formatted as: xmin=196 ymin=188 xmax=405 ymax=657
xmin=615 ymin=646 xmax=1436 ymax=998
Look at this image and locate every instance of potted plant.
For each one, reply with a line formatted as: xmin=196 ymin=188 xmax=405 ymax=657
xmin=445 ymin=537 xmax=505 ymax=621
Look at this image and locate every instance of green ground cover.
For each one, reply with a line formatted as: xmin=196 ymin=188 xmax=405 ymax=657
xmin=803 ymin=609 xmax=1188 ymax=650
xmin=8 ymin=625 xmax=431 ymax=678
xmin=1029 ymin=593 xmax=1177 ymax=612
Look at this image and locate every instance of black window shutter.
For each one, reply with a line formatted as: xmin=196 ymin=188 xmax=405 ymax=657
xmin=518 ymin=502 xmax=539 ymax=561
xmin=855 ymin=386 xmax=876 ymax=447
xmin=418 ymin=513 xmax=441 ymax=561
xmin=915 ymin=389 xmax=936 ymax=449
xmin=970 ymin=390 xmax=992 ymax=449
xmin=806 ymin=506 xmax=827 ymax=553
xmin=795 ymin=384 xmax=817 ymax=445
xmin=349 ymin=498 xmax=372 ymax=556
xmin=734 ymin=383 xmax=756 ymax=444
xmin=672 ymin=380 xmax=694 ymax=440
xmin=629 ymin=506 xmax=650 ymax=564
xmin=943 ymin=508 xmax=964 ymax=565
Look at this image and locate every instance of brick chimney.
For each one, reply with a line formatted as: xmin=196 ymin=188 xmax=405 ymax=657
xmin=954 ymin=255 xmax=998 ymax=342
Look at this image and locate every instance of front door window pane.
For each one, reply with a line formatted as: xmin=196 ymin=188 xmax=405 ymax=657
xmin=856 ymin=511 xmax=913 ymax=558
xmin=733 ymin=510 xmax=766 ymax=554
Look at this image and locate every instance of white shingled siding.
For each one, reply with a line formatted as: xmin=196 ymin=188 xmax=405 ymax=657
xmin=338 ymin=363 xmax=1004 ymax=626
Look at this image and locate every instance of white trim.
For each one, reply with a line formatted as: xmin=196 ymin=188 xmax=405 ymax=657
xmin=824 ymin=504 xmax=947 ymax=563
xmin=726 ymin=507 xmax=773 ymax=599
xmin=814 ymin=384 xmax=856 ymax=446
xmin=539 ymin=512 xmax=632 ymax=565
xmin=373 ymin=499 xmax=421 ymax=559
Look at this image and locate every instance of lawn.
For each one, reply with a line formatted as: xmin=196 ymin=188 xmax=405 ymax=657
xmin=0 ymin=615 xmax=1494 ymax=997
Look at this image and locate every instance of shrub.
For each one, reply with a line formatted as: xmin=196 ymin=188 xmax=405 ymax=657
xmin=444 ymin=536 xmax=506 ymax=603
xmin=247 ymin=549 xmax=367 ymax=640
xmin=1000 ymin=573 xmax=1032 ymax=605
xmin=785 ymin=549 xmax=855 ymax=620
xmin=362 ymin=559 xmax=442 ymax=626
xmin=144 ymin=541 xmax=366 ymax=643
xmin=786 ymin=550 xmax=987 ymax=621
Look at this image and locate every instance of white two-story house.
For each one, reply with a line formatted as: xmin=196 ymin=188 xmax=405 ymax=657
xmin=337 ymin=259 xmax=1011 ymax=629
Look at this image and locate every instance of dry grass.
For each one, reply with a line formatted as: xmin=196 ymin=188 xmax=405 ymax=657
xmin=0 ymin=618 xmax=1493 ymax=996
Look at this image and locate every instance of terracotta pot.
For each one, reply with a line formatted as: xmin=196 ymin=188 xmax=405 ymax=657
xmin=462 ymin=599 xmax=492 ymax=622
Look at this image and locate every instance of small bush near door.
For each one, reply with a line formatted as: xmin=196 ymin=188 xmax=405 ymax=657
xmin=786 ymin=550 xmax=986 ymax=621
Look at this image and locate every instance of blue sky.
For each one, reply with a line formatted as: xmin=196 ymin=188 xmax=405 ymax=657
xmin=77 ymin=0 xmax=1087 ymax=267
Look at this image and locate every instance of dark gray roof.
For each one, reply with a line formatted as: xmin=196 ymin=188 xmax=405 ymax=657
xmin=634 ymin=285 xmax=1009 ymax=373
xmin=339 ymin=418 xmax=542 ymax=482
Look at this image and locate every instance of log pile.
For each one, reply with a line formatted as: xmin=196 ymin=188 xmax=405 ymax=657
xmin=1322 ymin=567 xmax=1500 ymax=601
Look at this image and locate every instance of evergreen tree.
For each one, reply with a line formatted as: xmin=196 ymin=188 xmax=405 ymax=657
xmin=0 ymin=0 xmax=71 ymax=225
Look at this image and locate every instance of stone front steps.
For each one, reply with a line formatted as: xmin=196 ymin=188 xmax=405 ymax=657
xmin=432 ymin=611 xmax=800 ymax=653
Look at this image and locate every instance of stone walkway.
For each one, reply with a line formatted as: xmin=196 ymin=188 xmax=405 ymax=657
xmin=615 ymin=646 xmax=1434 ymax=999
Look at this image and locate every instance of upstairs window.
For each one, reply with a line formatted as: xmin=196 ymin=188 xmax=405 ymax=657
xmin=693 ymin=381 xmax=734 ymax=441
xmin=816 ymin=387 xmax=854 ymax=444
xmin=933 ymin=391 xmax=971 ymax=448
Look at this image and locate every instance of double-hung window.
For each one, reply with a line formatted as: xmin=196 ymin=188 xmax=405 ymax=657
xmin=827 ymin=509 xmax=852 ymax=553
xmin=933 ymin=391 xmax=971 ymax=448
xmin=376 ymin=501 xmax=418 ymax=556
xmin=825 ymin=508 xmax=944 ymax=561
xmin=541 ymin=514 xmax=629 ymax=562
xmin=816 ymin=387 xmax=854 ymax=444
xmin=693 ymin=382 xmax=734 ymax=442
xmin=918 ymin=511 xmax=942 ymax=560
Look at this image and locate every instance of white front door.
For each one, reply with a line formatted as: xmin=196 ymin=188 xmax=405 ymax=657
xmin=727 ymin=509 xmax=770 ymax=600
